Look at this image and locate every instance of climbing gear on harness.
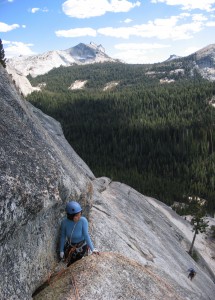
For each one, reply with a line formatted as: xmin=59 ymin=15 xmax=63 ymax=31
xmin=76 ymin=241 xmax=87 ymax=253
xmin=66 ymin=201 xmax=82 ymax=214
xmin=64 ymin=241 xmax=87 ymax=266
xmin=62 ymin=221 xmax=87 ymax=265
xmin=64 ymin=240 xmax=87 ymax=261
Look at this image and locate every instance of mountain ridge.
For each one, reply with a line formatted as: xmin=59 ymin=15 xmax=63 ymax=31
xmin=6 ymin=42 xmax=118 ymax=78
xmin=5 ymin=42 xmax=215 ymax=96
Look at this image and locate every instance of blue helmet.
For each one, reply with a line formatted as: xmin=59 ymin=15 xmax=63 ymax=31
xmin=66 ymin=201 xmax=82 ymax=214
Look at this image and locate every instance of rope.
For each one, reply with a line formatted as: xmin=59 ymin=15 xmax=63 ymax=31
xmin=44 ymin=248 xmax=80 ymax=299
xmin=65 ymin=246 xmax=76 ymax=264
xmin=71 ymin=274 xmax=80 ymax=300
xmin=48 ymin=268 xmax=67 ymax=287
xmin=43 ymin=268 xmax=80 ymax=300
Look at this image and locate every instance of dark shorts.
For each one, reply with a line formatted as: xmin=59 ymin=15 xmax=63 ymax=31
xmin=64 ymin=240 xmax=87 ymax=267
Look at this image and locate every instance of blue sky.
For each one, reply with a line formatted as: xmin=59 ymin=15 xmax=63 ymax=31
xmin=0 ymin=0 xmax=215 ymax=63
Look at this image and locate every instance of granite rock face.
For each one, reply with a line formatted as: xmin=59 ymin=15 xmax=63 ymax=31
xmin=90 ymin=179 xmax=215 ymax=300
xmin=33 ymin=177 xmax=215 ymax=300
xmin=0 ymin=65 xmax=215 ymax=300
xmin=193 ymin=44 xmax=215 ymax=81
xmin=0 ymin=65 xmax=94 ymax=299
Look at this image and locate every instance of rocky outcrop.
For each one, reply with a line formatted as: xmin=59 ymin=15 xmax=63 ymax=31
xmin=33 ymin=253 xmax=188 ymax=300
xmin=0 ymin=65 xmax=215 ymax=300
xmin=6 ymin=63 xmax=41 ymax=96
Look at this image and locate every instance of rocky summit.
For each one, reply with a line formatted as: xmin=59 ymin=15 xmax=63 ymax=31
xmin=0 ymin=64 xmax=215 ymax=299
xmin=6 ymin=42 xmax=117 ymax=78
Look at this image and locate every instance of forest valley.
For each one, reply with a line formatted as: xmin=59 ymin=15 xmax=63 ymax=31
xmin=26 ymin=60 xmax=215 ymax=215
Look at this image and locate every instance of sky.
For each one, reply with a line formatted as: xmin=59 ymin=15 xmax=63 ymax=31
xmin=0 ymin=0 xmax=215 ymax=64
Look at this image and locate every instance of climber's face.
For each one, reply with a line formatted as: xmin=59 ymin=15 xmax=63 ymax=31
xmin=73 ymin=212 xmax=81 ymax=222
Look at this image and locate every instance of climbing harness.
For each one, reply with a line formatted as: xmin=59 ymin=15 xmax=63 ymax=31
xmin=63 ymin=222 xmax=87 ymax=265
xmin=64 ymin=240 xmax=87 ymax=265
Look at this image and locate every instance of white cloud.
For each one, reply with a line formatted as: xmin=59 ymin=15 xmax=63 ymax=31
xmin=8 ymin=0 xmax=14 ymax=2
xmin=115 ymin=42 xmax=170 ymax=50
xmin=42 ymin=8 xmax=49 ymax=13
xmin=31 ymin=8 xmax=40 ymax=13
xmin=191 ymin=14 xmax=208 ymax=21
xmin=56 ymin=13 xmax=207 ymax=41
xmin=184 ymin=46 xmax=200 ymax=55
xmin=0 ymin=22 xmax=19 ymax=32
xmin=151 ymin=0 xmax=215 ymax=12
xmin=113 ymin=49 xmax=149 ymax=63
xmin=30 ymin=7 xmax=48 ymax=13
xmin=98 ymin=26 xmax=136 ymax=39
xmin=62 ymin=0 xmax=141 ymax=18
xmin=109 ymin=0 xmax=141 ymax=12
xmin=3 ymin=41 xmax=36 ymax=58
xmin=113 ymin=43 xmax=170 ymax=63
xmin=122 ymin=18 xmax=133 ymax=23
xmin=55 ymin=28 xmax=97 ymax=38
xmin=180 ymin=13 xmax=191 ymax=17
xmin=172 ymin=21 xmax=203 ymax=38
xmin=206 ymin=21 xmax=215 ymax=26
xmin=97 ymin=14 xmax=204 ymax=40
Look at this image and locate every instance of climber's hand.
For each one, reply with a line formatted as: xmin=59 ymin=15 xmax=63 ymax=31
xmin=92 ymin=248 xmax=100 ymax=255
xmin=60 ymin=251 xmax=64 ymax=259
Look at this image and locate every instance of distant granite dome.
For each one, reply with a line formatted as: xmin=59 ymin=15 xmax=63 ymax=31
xmin=5 ymin=42 xmax=118 ymax=96
xmin=165 ymin=54 xmax=181 ymax=61
xmin=192 ymin=44 xmax=215 ymax=68
xmin=190 ymin=44 xmax=215 ymax=81
xmin=194 ymin=44 xmax=215 ymax=60
xmin=6 ymin=42 xmax=117 ymax=78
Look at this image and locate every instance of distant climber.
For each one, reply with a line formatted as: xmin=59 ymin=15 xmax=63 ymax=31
xmin=60 ymin=200 xmax=99 ymax=267
xmin=188 ymin=268 xmax=196 ymax=281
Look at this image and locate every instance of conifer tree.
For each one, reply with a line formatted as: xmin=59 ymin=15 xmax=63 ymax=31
xmin=188 ymin=196 xmax=209 ymax=256
xmin=0 ymin=39 xmax=6 ymax=68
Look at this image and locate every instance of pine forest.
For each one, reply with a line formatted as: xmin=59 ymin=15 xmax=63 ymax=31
xmin=27 ymin=61 xmax=215 ymax=214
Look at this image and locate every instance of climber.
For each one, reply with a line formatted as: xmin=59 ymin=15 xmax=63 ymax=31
xmin=60 ymin=200 xmax=99 ymax=267
xmin=187 ymin=268 xmax=196 ymax=281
